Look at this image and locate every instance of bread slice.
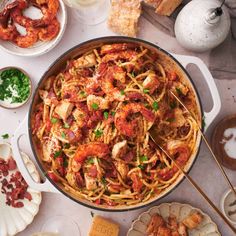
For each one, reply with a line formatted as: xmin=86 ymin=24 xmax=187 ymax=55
xmin=107 ymin=0 xmax=142 ymax=37
xmin=155 ymin=0 xmax=183 ymax=16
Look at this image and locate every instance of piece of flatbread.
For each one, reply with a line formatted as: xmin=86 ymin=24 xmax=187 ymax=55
xmin=144 ymin=0 xmax=183 ymax=16
xmin=107 ymin=0 xmax=142 ymax=37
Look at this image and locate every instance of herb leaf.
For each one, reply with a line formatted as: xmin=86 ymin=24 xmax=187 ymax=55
xmin=103 ymin=111 xmax=109 ymax=120
xmin=87 ymin=158 xmax=94 ymax=164
xmin=64 ymin=123 xmax=70 ymax=128
xmin=120 ymin=90 xmax=125 ymax=95
xmin=91 ymin=103 xmax=99 ymax=110
xmin=1 ymin=133 xmax=9 ymax=139
xmin=140 ymin=155 xmax=148 ymax=162
xmin=54 ymin=150 xmax=62 ymax=158
xmin=51 ymin=117 xmax=58 ymax=124
xmin=176 ymin=88 xmax=182 ymax=96
xmin=61 ymin=132 xmax=66 ymax=139
xmin=138 ymin=164 xmax=145 ymax=170
xmin=111 ymin=111 xmax=116 ymax=116
xmin=143 ymin=88 xmax=149 ymax=94
xmin=152 ymin=101 xmax=159 ymax=111
xmin=170 ymin=101 xmax=177 ymax=109
xmin=94 ymin=129 xmax=103 ymax=138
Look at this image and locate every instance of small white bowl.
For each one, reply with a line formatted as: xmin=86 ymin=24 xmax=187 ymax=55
xmin=220 ymin=188 xmax=236 ymax=225
xmin=0 ymin=0 xmax=67 ymax=57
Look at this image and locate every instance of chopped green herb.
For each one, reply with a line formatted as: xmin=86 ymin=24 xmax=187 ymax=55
xmin=63 ymin=159 xmax=68 ymax=167
xmin=51 ymin=117 xmax=58 ymax=124
xmin=79 ymin=91 xmax=87 ymax=97
xmin=63 ymin=143 xmax=70 ymax=149
xmin=166 ymin=118 xmax=175 ymax=122
xmin=91 ymin=103 xmax=99 ymax=110
xmin=87 ymin=158 xmax=94 ymax=164
xmin=0 ymin=68 xmax=30 ymax=104
xmin=130 ymin=71 xmax=136 ymax=77
xmin=61 ymin=132 xmax=66 ymax=139
xmin=138 ymin=164 xmax=145 ymax=170
xmin=140 ymin=155 xmax=148 ymax=162
xmin=64 ymin=123 xmax=70 ymax=129
xmin=170 ymin=101 xmax=177 ymax=109
xmin=103 ymin=111 xmax=109 ymax=120
xmin=120 ymin=90 xmax=125 ymax=95
xmin=111 ymin=111 xmax=116 ymax=116
xmin=54 ymin=150 xmax=62 ymax=158
xmin=143 ymin=88 xmax=149 ymax=94
xmin=176 ymin=88 xmax=183 ymax=96
xmin=101 ymin=177 xmax=107 ymax=185
xmin=94 ymin=129 xmax=103 ymax=138
xmin=144 ymin=103 xmax=149 ymax=108
xmin=152 ymin=101 xmax=159 ymax=111
xmin=1 ymin=133 xmax=9 ymax=139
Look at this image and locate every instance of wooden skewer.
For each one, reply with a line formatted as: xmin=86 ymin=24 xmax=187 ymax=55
xmin=170 ymin=91 xmax=236 ymax=198
xmin=149 ymin=133 xmax=236 ymax=234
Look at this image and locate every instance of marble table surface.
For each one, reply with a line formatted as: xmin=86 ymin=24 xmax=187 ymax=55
xmin=0 ymin=7 xmax=236 ymax=236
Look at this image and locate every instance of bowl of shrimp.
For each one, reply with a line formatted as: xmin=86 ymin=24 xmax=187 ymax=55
xmin=11 ymin=37 xmax=221 ymax=211
xmin=0 ymin=0 xmax=67 ymax=56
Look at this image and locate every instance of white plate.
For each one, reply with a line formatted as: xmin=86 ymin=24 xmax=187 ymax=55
xmin=0 ymin=0 xmax=67 ymax=57
xmin=127 ymin=202 xmax=221 ymax=236
xmin=0 ymin=142 xmax=42 ymax=236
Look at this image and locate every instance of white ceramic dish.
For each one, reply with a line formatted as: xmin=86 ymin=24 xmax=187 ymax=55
xmin=0 ymin=0 xmax=67 ymax=57
xmin=0 ymin=142 xmax=42 ymax=236
xmin=220 ymin=188 xmax=236 ymax=226
xmin=127 ymin=202 xmax=221 ymax=236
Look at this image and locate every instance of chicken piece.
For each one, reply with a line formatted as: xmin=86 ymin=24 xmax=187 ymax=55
xmin=115 ymin=161 xmax=129 ymax=180
xmin=73 ymin=107 xmax=87 ymax=128
xmin=42 ymin=136 xmax=61 ymax=162
xmin=39 ymin=90 xmax=51 ymax=106
xmin=171 ymin=108 xmax=186 ymax=128
xmin=182 ymin=211 xmax=203 ymax=229
xmin=174 ymin=83 xmax=189 ymax=96
xmin=177 ymin=223 xmax=187 ymax=236
xmin=73 ymin=53 xmax=97 ymax=68
xmin=84 ymin=173 xmax=97 ymax=190
xmin=146 ymin=214 xmax=165 ymax=234
xmin=112 ymin=140 xmax=128 ymax=159
xmin=108 ymin=0 xmax=141 ymax=37
xmin=87 ymin=94 xmax=110 ymax=111
xmin=142 ymin=72 xmax=160 ymax=94
xmin=54 ymin=101 xmax=74 ymax=121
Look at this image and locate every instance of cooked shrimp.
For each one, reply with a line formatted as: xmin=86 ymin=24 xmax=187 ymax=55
xmin=38 ymin=18 xmax=60 ymax=41
xmin=115 ymin=103 xmax=155 ymax=137
xmin=100 ymin=43 xmax=137 ymax=55
xmin=102 ymin=50 xmax=138 ymax=63
xmin=0 ymin=2 xmax=18 ymax=41
xmin=157 ymin=140 xmax=190 ymax=181
xmin=101 ymin=65 xmax=126 ymax=101
xmin=146 ymin=214 xmax=165 ymax=234
xmin=13 ymin=26 xmax=38 ymax=48
xmin=74 ymin=142 xmax=110 ymax=164
xmin=32 ymin=0 xmax=59 ymax=27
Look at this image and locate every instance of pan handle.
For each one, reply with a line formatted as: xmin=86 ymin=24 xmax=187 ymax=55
xmin=11 ymin=115 xmax=60 ymax=193
xmin=172 ymin=54 xmax=221 ymax=131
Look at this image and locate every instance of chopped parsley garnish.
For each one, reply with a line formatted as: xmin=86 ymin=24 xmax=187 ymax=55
xmin=51 ymin=117 xmax=58 ymax=124
xmin=61 ymin=132 xmax=66 ymax=139
xmin=63 ymin=143 xmax=70 ymax=149
xmin=101 ymin=177 xmax=107 ymax=185
xmin=111 ymin=111 xmax=116 ymax=116
xmin=120 ymin=90 xmax=125 ymax=95
xmin=91 ymin=103 xmax=99 ymax=110
xmin=63 ymin=159 xmax=68 ymax=167
xmin=131 ymin=71 xmax=136 ymax=77
xmin=64 ymin=123 xmax=70 ymax=129
xmin=1 ymin=133 xmax=9 ymax=139
xmin=54 ymin=150 xmax=62 ymax=158
xmin=176 ymin=88 xmax=183 ymax=96
xmin=143 ymin=88 xmax=149 ymax=94
xmin=79 ymin=91 xmax=87 ymax=97
xmin=170 ymin=101 xmax=177 ymax=109
xmin=152 ymin=101 xmax=159 ymax=111
xmin=103 ymin=111 xmax=109 ymax=120
xmin=138 ymin=164 xmax=145 ymax=170
xmin=87 ymin=158 xmax=94 ymax=164
xmin=0 ymin=68 xmax=30 ymax=104
xmin=140 ymin=155 xmax=148 ymax=162
xmin=94 ymin=129 xmax=103 ymax=138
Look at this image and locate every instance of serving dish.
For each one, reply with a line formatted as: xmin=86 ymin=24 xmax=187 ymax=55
xmin=0 ymin=142 xmax=42 ymax=236
xmin=0 ymin=0 xmax=67 ymax=57
xmin=11 ymin=37 xmax=221 ymax=211
xmin=0 ymin=66 xmax=32 ymax=109
xmin=127 ymin=202 xmax=221 ymax=236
